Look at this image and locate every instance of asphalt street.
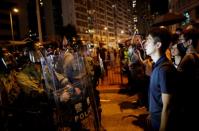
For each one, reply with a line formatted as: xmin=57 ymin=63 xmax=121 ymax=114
xmin=99 ymin=90 xmax=148 ymax=131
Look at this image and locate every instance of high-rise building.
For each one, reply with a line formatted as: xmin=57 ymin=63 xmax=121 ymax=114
xmin=61 ymin=0 xmax=135 ymax=46
xmin=0 ymin=0 xmax=135 ymax=46
xmin=136 ymin=0 xmax=152 ymax=35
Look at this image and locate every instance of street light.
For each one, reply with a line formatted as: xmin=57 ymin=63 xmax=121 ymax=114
xmin=104 ymin=27 xmax=108 ymax=45
xmin=120 ymin=30 xmax=124 ymax=42
xmin=104 ymin=27 xmax=107 ymax=31
xmin=10 ymin=8 xmax=19 ymax=40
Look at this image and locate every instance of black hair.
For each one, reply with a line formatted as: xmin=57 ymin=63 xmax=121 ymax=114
xmin=176 ymin=27 xmax=183 ymax=33
xmin=171 ymin=33 xmax=180 ymax=45
xmin=61 ymin=24 xmax=85 ymax=52
xmin=183 ymin=28 xmax=199 ymax=49
xmin=61 ymin=24 xmax=77 ymax=44
xmin=149 ymin=27 xmax=171 ymax=53
xmin=171 ymin=33 xmax=186 ymax=57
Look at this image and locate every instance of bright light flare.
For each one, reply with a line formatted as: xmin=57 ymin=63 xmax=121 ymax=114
xmin=12 ymin=8 xmax=19 ymax=13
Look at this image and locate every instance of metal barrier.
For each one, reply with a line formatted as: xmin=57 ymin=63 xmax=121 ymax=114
xmin=98 ymin=57 xmax=128 ymax=88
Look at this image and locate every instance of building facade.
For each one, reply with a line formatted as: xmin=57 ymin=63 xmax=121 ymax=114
xmin=170 ymin=0 xmax=199 ymax=26
xmin=62 ymin=0 xmax=135 ymax=47
xmin=0 ymin=0 xmax=137 ymax=47
xmin=136 ymin=0 xmax=152 ymax=36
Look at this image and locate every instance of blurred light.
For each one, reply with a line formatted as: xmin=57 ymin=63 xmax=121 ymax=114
xmin=182 ymin=11 xmax=190 ymax=25
xmin=40 ymin=0 xmax=43 ymax=6
xmin=160 ymin=26 xmax=166 ymax=28
xmin=112 ymin=4 xmax=116 ymax=8
xmin=133 ymin=3 xmax=136 ymax=8
xmin=13 ymin=8 xmax=19 ymax=13
xmin=88 ymin=29 xmax=95 ymax=33
xmin=40 ymin=2 xmax=43 ymax=6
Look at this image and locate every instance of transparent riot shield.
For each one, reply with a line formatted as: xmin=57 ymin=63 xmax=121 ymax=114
xmin=40 ymin=48 xmax=101 ymax=131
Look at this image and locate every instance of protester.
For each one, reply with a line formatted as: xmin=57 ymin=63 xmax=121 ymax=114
xmin=97 ymin=43 xmax=107 ymax=77
xmin=170 ymin=33 xmax=185 ymax=68
xmin=177 ymin=27 xmax=199 ymax=130
xmin=144 ymin=27 xmax=178 ymax=131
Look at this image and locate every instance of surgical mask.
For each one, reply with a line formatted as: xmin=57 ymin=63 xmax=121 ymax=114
xmin=177 ymin=43 xmax=187 ymax=55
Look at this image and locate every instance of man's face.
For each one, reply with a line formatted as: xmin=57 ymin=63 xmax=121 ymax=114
xmin=178 ymin=35 xmax=187 ymax=47
xmin=144 ymin=34 xmax=157 ymax=56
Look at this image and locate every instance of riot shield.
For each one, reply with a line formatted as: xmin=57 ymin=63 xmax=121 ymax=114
xmin=40 ymin=48 xmax=101 ymax=131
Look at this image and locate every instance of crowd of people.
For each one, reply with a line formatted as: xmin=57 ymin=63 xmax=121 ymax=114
xmin=145 ymin=25 xmax=199 ymax=131
xmin=118 ymin=22 xmax=199 ymax=131
xmin=136 ymin=25 xmax=198 ymax=131
xmin=0 ymin=24 xmax=104 ymax=131
xmin=1 ymin=21 xmax=199 ymax=131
